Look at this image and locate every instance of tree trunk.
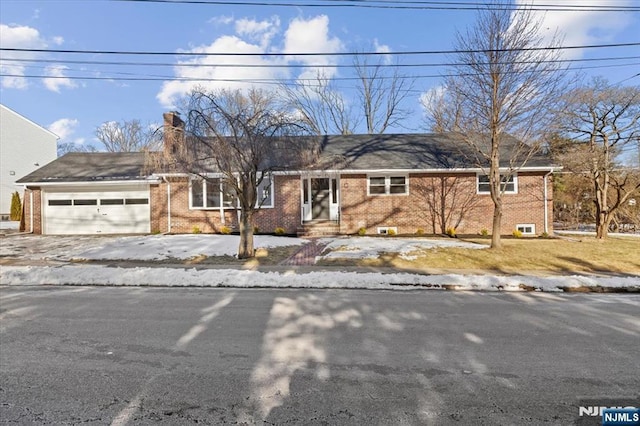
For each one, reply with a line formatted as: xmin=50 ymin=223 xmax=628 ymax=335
xmin=595 ymin=211 xmax=611 ymax=239
xmin=489 ymin=138 xmax=503 ymax=249
xmin=440 ymin=178 xmax=447 ymax=234
xmin=237 ymin=210 xmax=255 ymax=259
xmin=491 ymin=202 xmax=503 ymax=249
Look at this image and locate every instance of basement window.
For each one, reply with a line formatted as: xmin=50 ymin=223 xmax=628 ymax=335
xmin=377 ymin=227 xmax=398 ymax=235
xmin=516 ymin=224 xmax=535 ymax=235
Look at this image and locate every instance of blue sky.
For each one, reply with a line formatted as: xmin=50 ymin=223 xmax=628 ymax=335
xmin=1 ymin=0 xmax=638 ymax=151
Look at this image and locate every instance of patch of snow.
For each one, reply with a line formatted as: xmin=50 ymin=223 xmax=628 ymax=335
xmin=555 ymin=231 xmax=640 ymax=238
xmin=0 ymin=221 xmax=19 ymax=230
xmin=319 ymin=236 xmax=484 ymax=261
xmin=0 ymin=234 xmax=307 ymax=261
xmin=74 ymin=234 xmax=308 ymax=261
xmin=2 ymin=265 xmax=638 ymax=292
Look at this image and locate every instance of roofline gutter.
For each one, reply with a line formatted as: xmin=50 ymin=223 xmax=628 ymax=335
xmin=153 ymin=166 xmax=562 ymax=178
xmin=18 ymin=179 xmax=161 ymax=187
xmin=323 ymin=166 xmax=563 ymax=175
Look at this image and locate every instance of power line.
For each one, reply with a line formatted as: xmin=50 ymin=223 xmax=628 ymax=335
xmin=109 ymin=0 xmax=640 ymax=12
xmin=3 ymin=61 xmax=638 ymax=84
xmin=2 ymin=55 xmax=638 ymax=69
xmin=2 ymin=41 xmax=639 ymax=57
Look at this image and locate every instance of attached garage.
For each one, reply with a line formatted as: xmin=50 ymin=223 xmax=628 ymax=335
xmin=43 ymin=185 xmax=151 ymax=235
xmin=17 ymin=152 xmax=158 ymax=235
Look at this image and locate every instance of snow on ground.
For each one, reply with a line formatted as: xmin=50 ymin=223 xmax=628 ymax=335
xmin=1 ymin=234 xmax=638 ymax=291
xmin=319 ymin=236 xmax=484 ymax=260
xmin=0 ymin=234 xmax=307 ymax=261
xmin=1 ymin=265 xmax=638 ymax=291
xmin=0 ymin=221 xmax=19 ymax=230
xmin=72 ymin=234 xmax=307 ymax=260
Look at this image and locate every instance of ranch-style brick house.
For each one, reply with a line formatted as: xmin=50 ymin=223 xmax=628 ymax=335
xmin=18 ymin=112 xmax=558 ymax=237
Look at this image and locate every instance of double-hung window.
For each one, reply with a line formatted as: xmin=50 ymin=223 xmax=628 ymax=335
xmin=368 ymin=175 xmax=408 ymax=195
xmin=477 ymin=174 xmax=517 ymax=194
xmin=191 ymin=178 xmax=236 ymax=209
xmin=191 ymin=175 xmax=274 ymax=209
xmin=256 ymin=175 xmax=273 ymax=208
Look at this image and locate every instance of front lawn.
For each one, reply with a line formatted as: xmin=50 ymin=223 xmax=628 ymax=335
xmin=318 ymin=235 xmax=640 ymax=275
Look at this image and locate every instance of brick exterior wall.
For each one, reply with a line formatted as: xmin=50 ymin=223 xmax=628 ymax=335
xmin=150 ymin=175 xmax=301 ymax=234
xmin=22 ymin=187 xmax=42 ymax=234
xmin=27 ymin=171 xmax=552 ymax=237
xmin=339 ymin=172 xmax=552 ymax=236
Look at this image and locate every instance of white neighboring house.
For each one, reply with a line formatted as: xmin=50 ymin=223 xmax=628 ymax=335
xmin=0 ymin=104 xmax=58 ymax=220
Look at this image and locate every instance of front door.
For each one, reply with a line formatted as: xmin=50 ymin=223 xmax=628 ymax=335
xmin=301 ymin=176 xmax=339 ymax=222
xmin=311 ymin=178 xmax=330 ymax=220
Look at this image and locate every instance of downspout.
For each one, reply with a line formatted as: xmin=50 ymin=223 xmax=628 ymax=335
xmin=543 ymin=170 xmax=553 ymax=234
xmin=30 ymin=191 xmax=34 ymax=233
xmin=162 ymin=176 xmax=172 ymax=233
xmin=220 ymin=188 xmax=225 ymax=225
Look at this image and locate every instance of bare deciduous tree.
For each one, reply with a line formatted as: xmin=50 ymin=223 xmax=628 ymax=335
xmin=555 ymin=78 xmax=640 ymax=239
xmin=416 ymin=176 xmax=479 ymax=234
xmin=282 ymin=53 xmax=414 ymax=135
xmin=353 ymin=53 xmax=415 ymax=134
xmin=95 ymin=119 xmax=159 ymax=152
xmin=57 ymin=141 xmax=97 ymax=156
xmin=280 ymin=71 xmax=357 ymax=135
xmin=421 ymin=85 xmax=464 ymax=133
xmin=438 ymin=1 xmax=567 ymax=248
xmin=161 ymin=88 xmax=310 ymax=259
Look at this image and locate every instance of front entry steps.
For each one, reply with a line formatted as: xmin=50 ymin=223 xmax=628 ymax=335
xmin=297 ymin=221 xmax=340 ymax=237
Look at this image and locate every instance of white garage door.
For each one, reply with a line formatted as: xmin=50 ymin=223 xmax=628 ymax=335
xmin=43 ymin=185 xmax=151 ymax=235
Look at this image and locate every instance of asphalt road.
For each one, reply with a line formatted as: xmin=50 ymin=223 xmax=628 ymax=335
xmin=1 ymin=286 xmax=638 ymax=425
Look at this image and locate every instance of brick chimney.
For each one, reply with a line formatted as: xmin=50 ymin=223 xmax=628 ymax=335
xmin=162 ymin=111 xmax=184 ymax=156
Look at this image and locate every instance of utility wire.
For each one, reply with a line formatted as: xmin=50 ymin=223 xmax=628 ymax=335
xmin=2 ymin=41 xmax=639 ymax=57
xmin=2 ymin=55 xmax=639 ymax=69
xmin=4 ymin=61 xmax=638 ymax=84
xmin=109 ymin=0 xmax=640 ymax=12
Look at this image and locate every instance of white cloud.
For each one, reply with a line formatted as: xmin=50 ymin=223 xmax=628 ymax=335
xmin=43 ymin=65 xmax=77 ymax=92
xmin=419 ymin=85 xmax=445 ymax=113
xmin=235 ymin=16 xmax=280 ymax=47
xmin=516 ymin=0 xmax=634 ymax=58
xmin=0 ymin=24 xmax=46 ymax=89
xmin=208 ymin=15 xmax=234 ymax=26
xmin=283 ymin=15 xmax=343 ymax=81
xmin=157 ymin=35 xmax=287 ymax=108
xmin=374 ymin=38 xmax=392 ymax=65
xmin=374 ymin=39 xmax=391 ymax=54
xmin=0 ymin=24 xmax=66 ymax=89
xmin=48 ymin=118 xmax=79 ymax=141
xmin=156 ymin=14 xmax=344 ymax=109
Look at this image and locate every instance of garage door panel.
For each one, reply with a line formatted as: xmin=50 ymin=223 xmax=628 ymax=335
xmin=97 ymin=204 xmax=150 ymax=234
xmin=44 ymin=204 xmax=99 ymax=234
xmin=44 ymin=185 xmax=150 ymax=235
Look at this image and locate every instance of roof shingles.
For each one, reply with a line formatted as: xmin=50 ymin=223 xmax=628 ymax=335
xmin=17 ymin=134 xmax=555 ymax=184
xmin=16 ymin=152 xmax=148 ymax=183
